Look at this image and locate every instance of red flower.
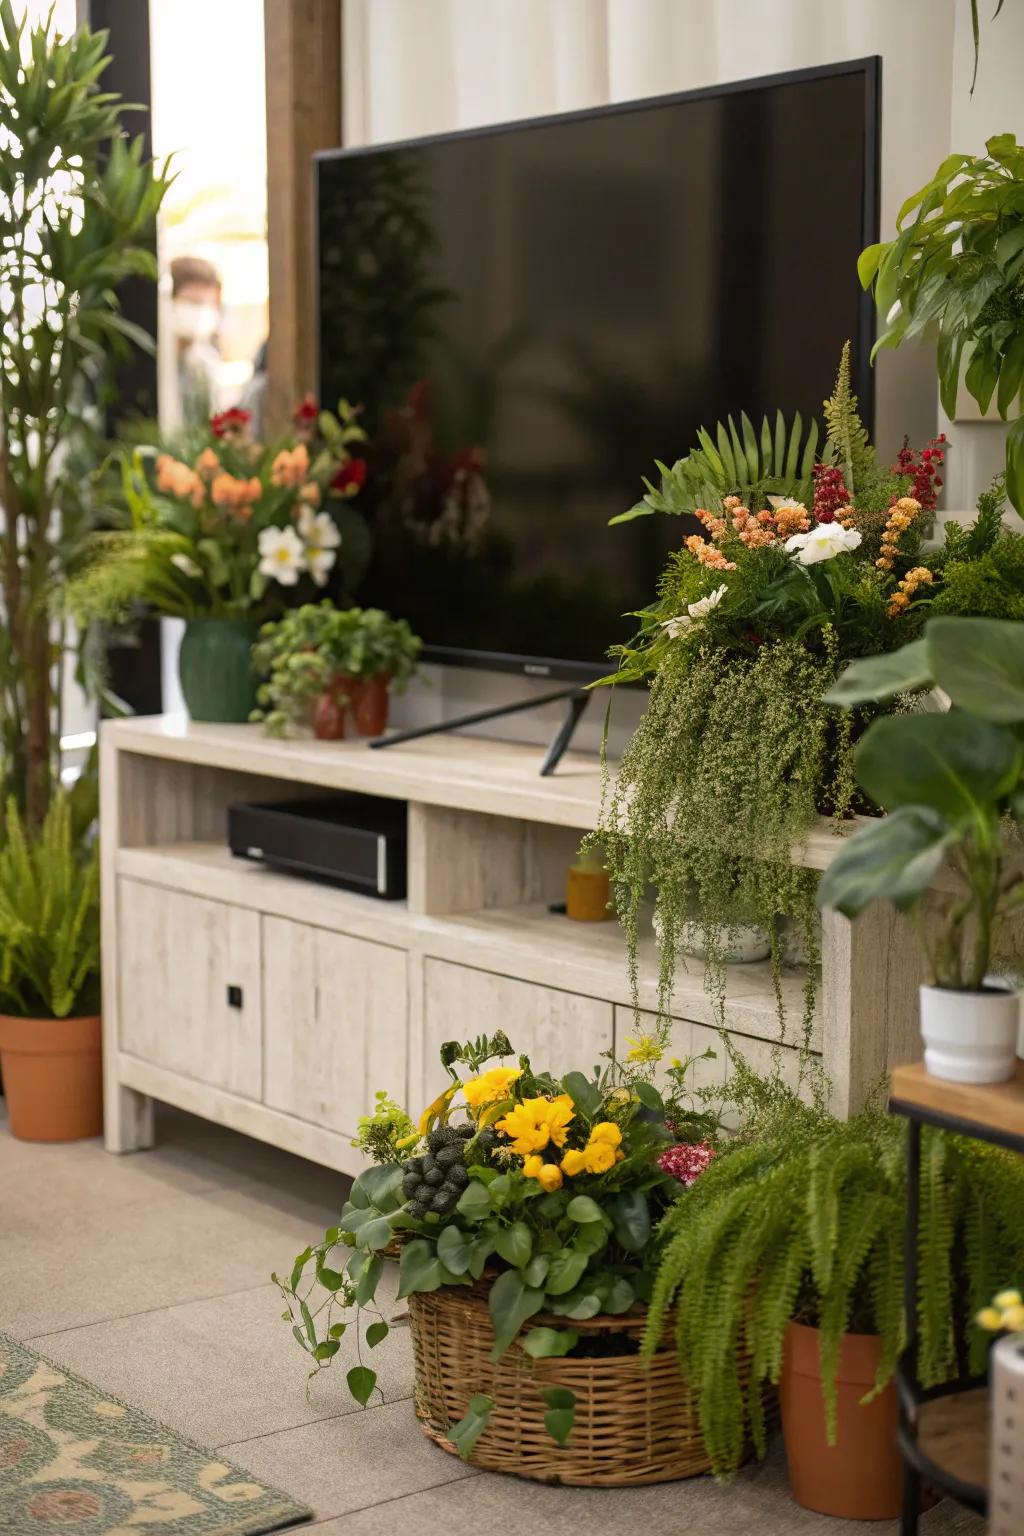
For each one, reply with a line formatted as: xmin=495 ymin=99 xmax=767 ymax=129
xmin=210 ymin=407 xmax=251 ymax=439
xmin=657 ymin=1139 xmax=715 ymax=1186
xmin=293 ymin=394 xmax=318 ymax=427
xmin=892 ymin=434 xmax=947 ymax=512
xmin=812 ymin=462 xmax=850 ymax=524
xmin=331 ymin=457 xmax=368 ymax=497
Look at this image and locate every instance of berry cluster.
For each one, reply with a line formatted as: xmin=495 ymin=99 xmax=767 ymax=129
xmin=893 ymin=434 xmax=946 ymax=512
xmin=811 ymin=462 xmax=850 ymax=524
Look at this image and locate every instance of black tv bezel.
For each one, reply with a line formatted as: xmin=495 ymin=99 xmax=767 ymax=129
xmin=315 ymin=56 xmax=882 ymax=684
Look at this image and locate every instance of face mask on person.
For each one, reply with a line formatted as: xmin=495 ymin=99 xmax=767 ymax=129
xmin=173 ymin=301 xmax=220 ymax=342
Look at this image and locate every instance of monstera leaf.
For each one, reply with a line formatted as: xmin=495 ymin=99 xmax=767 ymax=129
xmin=611 ymin=410 xmax=819 ymax=523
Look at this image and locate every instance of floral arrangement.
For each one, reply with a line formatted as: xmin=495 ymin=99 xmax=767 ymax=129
xmin=276 ymin=1031 xmax=719 ymax=1450
xmin=250 ymin=601 xmax=422 ymax=738
xmin=590 ymin=343 xmax=983 ymax=1038
xmin=67 ymin=399 xmax=369 ymax=623
xmin=977 ymin=1287 xmax=1024 ymax=1336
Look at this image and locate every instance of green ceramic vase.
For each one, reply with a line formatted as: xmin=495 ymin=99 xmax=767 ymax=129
xmin=178 ymin=618 xmax=259 ymax=723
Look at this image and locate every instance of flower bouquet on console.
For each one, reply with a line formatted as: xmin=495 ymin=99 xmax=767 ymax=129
xmin=590 ymin=341 xmax=992 ymax=1039
xmin=69 ymin=398 xmax=370 ymax=720
xmin=276 ymin=1032 xmax=725 ymax=1484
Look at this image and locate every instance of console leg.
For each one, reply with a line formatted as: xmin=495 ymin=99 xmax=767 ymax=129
xmin=901 ymin=1460 xmax=920 ymax=1535
xmin=540 ymin=692 xmax=591 ymax=776
xmin=105 ymin=1084 xmax=155 ymax=1154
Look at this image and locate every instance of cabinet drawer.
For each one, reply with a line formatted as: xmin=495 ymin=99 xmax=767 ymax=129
xmin=117 ymin=879 xmax=262 ymax=1097
xmin=422 ymin=960 xmax=612 ymax=1104
xmin=262 ymin=917 xmax=407 ymax=1137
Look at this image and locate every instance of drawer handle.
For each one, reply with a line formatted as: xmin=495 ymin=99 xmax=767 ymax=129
xmin=227 ymin=985 xmax=243 ymax=1009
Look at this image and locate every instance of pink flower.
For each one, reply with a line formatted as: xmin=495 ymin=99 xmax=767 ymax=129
xmin=657 ymin=1139 xmax=716 ymax=1186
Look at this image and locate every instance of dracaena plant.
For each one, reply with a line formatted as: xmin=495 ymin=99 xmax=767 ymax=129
xmin=0 ymin=3 xmax=169 ymax=824
xmin=859 ymin=133 xmax=1024 ymax=512
xmin=819 ymin=616 xmax=1024 ymax=989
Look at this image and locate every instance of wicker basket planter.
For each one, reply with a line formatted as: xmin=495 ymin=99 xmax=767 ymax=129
xmin=408 ymin=1281 xmax=733 ymax=1486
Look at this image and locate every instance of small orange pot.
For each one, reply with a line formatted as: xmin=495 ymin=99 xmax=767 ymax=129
xmin=0 ymin=1013 xmax=103 ymax=1142
xmin=352 ymin=673 xmax=390 ymax=737
xmin=780 ymin=1320 xmax=900 ymax=1520
xmin=313 ymin=689 xmax=347 ymax=740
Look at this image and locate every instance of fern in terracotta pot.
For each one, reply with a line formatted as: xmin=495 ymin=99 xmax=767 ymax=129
xmin=0 ymin=794 xmax=102 ymax=1142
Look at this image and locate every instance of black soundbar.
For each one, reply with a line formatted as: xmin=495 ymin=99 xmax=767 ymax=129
xmin=228 ymin=795 xmax=407 ymax=899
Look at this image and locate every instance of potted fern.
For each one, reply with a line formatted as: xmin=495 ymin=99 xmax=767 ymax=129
xmin=645 ymin=1065 xmax=1024 ymax=1519
xmin=821 ymin=615 xmax=1024 ymax=1083
xmin=0 ymin=795 xmax=102 ymax=1142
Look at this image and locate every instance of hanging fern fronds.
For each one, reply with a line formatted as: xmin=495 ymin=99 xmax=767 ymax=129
xmin=822 ymin=340 xmax=875 ymax=495
xmin=611 ymin=409 xmax=820 ymax=523
xmin=644 ymin=1082 xmax=1024 ymax=1477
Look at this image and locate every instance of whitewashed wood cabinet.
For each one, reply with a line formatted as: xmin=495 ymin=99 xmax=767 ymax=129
xmin=100 ymin=716 xmax=926 ymax=1174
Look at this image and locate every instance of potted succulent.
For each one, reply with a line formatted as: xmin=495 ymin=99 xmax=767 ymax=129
xmin=68 ymin=400 xmax=369 ymax=722
xmin=277 ymin=1032 xmax=727 ymax=1485
xmin=251 ymin=602 xmax=421 ymax=740
xmin=0 ymin=795 xmax=102 ymax=1142
xmin=645 ymin=1060 xmax=1024 ymax=1518
xmin=821 ymin=615 xmax=1024 ymax=1084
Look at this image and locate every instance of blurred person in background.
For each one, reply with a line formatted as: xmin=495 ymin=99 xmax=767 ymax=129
xmin=170 ymin=254 xmax=222 ymax=426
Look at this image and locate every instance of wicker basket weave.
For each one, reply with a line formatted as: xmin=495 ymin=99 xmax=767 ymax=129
xmin=408 ymin=1281 xmax=734 ymax=1486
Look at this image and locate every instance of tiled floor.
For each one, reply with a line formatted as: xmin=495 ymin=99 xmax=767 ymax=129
xmin=1 ymin=1103 xmax=983 ymax=1534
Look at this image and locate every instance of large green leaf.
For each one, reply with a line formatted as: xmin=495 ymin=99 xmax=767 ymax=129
xmin=396 ymin=1238 xmax=443 ymax=1299
xmin=448 ymin=1394 xmax=494 ymax=1460
xmin=541 ymin=1386 xmax=577 ymax=1444
xmin=488 ymin=1270 xmax=545 ymax=1360
xmin=494 ymin=1221 xmax=533 ymax=1269
xmin=854 ymin=711 xmax=1022 ymax=824
xmin=521 ymin=1327 xmax=579 ymax=1359
xmin=927 ymin=617 xmax=1024 ymax=722
xmin=824 ymin=639 xmax=932 ymax=707
xmin=610 ymin=1191 xmax=651 ymax=1254
xmin=544 ymin=1248 xmax=589 ymax=1296
xmin=817 ymin=805 xmax=957 ymax=918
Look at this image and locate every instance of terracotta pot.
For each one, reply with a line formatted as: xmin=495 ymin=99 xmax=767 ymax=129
xmin=352 ymin=673 xmax=390 ymax=737
xmin=0 ymin=1013 xmax=103 ymax=1142
xmin=313 ymin=689 xmax=347 ymax=740
xmin=780 ymin=1320 xmax=900 ymax=1520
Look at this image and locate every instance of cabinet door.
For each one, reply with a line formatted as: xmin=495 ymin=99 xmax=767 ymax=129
xmin=118 ymin=878 xmax=262 ymax=1097
xmin=262 ymin=917 xmax=407 ymax=1137
xmin=421 ymin=960 xmax=612 ymax=1105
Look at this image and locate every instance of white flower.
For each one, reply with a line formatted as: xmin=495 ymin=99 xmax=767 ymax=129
xmin=686 ymin=584 xmax=728 ymax=621
xmin=170 ymin=553 xmax=201 ymax=578
xmin=784 ymin=522 xmax=863 ymax=566
xmin=767 ymin=495 xmax=804 ymax=510
xmin=258 ymin=525 xmax=306 ymax=586
xmin=661 ymin=583 xmax=728 ymax=639
xmin=296 ymin=506 xmax=341 ymax=588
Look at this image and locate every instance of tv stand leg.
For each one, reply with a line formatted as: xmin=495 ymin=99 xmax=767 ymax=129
xmin=540 ymin=691 xmax=591 ymax=776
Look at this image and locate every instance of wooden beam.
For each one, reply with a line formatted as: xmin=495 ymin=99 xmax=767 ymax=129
xmin=264 ymin=0 xmax=341 ymax=431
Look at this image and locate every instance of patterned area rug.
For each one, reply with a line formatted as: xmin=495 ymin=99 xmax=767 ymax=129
xmin=0 ymin=1332 xmax=311 ymax=1535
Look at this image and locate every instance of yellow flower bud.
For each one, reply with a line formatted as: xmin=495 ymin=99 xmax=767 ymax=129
xmin=537 ymin=1162 xmax=564 ymax=1192
xmin=523 ymin=1155 xmax=544 ymax=1180
xmin=994 ymin=1290 xmax=1022 ymax=1310
xmin=585 ymin=1141 xmax=617 ymax=1174
xmin=589 ymin=1122 xmax=623 ymax=1147
xmin=1001 ymin=1303 xmax=1024 ymax=1333
xmin=560 ymin=1149 xmax=588 ymax=1177
xmin=977 ymin=1306 xmax=1004 ymax=1331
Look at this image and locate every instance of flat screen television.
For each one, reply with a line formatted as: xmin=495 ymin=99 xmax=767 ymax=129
xmin=316 ymin=58 xmax=880 ymax=682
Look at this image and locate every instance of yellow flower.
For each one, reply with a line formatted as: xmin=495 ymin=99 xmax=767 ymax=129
xmin=625 ymin=1034 xmax=663 ymax=1064
xmin=560 ymin=1148 xmax=588 ymax=1177
xmin=589 ymin=1122 xmax=622 ymax=1147
xmin=523 ymin=1154 xmax=544 ymax=1179
xmin=977 ymin=1306 xmax=1004 ymax=1331
xmin=1003 ymin=1303 xmax=1024 ymax=1333
xmin=995 ymin=1289 xmax=1022 ymax=1310
xmin=417 ymin=1085 xmax=456 ymax=1137
xmin=523 ymin=1154 xmax=563 ymax=1191
xmin=585 ymin=1141 xmax=617 ymax=1174
xmin=497 ymin=1094 xmax=574 ymax=1155
xmin=462 ymin=1067 xmax=522 ymax=1111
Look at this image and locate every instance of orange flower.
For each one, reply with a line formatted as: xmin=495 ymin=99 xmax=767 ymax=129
xmin=211 ymin=473 xmax=262 ymax=516
xmin=773 ymin=504 xmax=810 ymax=538
xmin=298 ymin=482 xmax=321 ymax=506
xmin=270 ymin=444 xmax=310 ymax=489
xmin=684 ymin=535 xmax=737 ymax=572
xmin=195 ymin=447 xmax=221 ymax=480
xmin=156 ymin=454 xmax=202 ymax=503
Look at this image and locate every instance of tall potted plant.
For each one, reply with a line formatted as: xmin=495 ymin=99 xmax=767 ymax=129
xmin=0 ymin=794 xmax=101 ymax=1141
xmin=0 ymin=3 xmax=169 ymax=821
xmin=860 ymin=133 xmax=1024 ymax=511
xmin=821 ymin=615 xmax=1024 ymax=1083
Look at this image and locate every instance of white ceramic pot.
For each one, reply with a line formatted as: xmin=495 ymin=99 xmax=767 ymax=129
xmin=919 ymin=984 xmax=1021 ymax=1085
xmin=678 ymin=920 xmax=771 ymax=965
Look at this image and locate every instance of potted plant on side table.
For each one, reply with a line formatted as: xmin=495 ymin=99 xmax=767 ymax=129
xmin=252 ymin=602 xmax=421 ymax=739
xmin=0 ymin=794 xmax=102 ymax=1142
xmin=821 ymin=614 xmax=1024 ymax=1084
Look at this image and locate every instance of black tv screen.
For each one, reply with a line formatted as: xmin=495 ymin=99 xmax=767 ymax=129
xmin=316 ymin=59 xmax=880 ymax=680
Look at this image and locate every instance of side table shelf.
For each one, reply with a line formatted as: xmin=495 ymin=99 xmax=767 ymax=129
xmin=889 ymin=1060 xmax=1024 ymax=1534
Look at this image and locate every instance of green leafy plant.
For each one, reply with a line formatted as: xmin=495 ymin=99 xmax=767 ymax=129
xmin=860 ymin=133 xmax=1024 ymax=510
xmin=821 ymin=616 xmax=1024 ymax=989
xmin=275 ymin=1038 xmax=721 ymax=1452
xmin=611 ymin=410 xmax=819 ymax=525
xmin=0 ymin=793 xmax=100 ymax=1019
xmin=0 ymin=3 xmax=169 ymax=823
xmin=821 ymin=340 xmax=875 ymax=494
xmin=644 ymin=1066 xmax=1024 ymax=1475
xmin=251 ymin=602 xmax=422 ymax=737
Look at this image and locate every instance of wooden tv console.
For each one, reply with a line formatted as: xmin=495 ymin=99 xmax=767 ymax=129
xmin=99 ymin=715 xmax=925 ymax=1172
